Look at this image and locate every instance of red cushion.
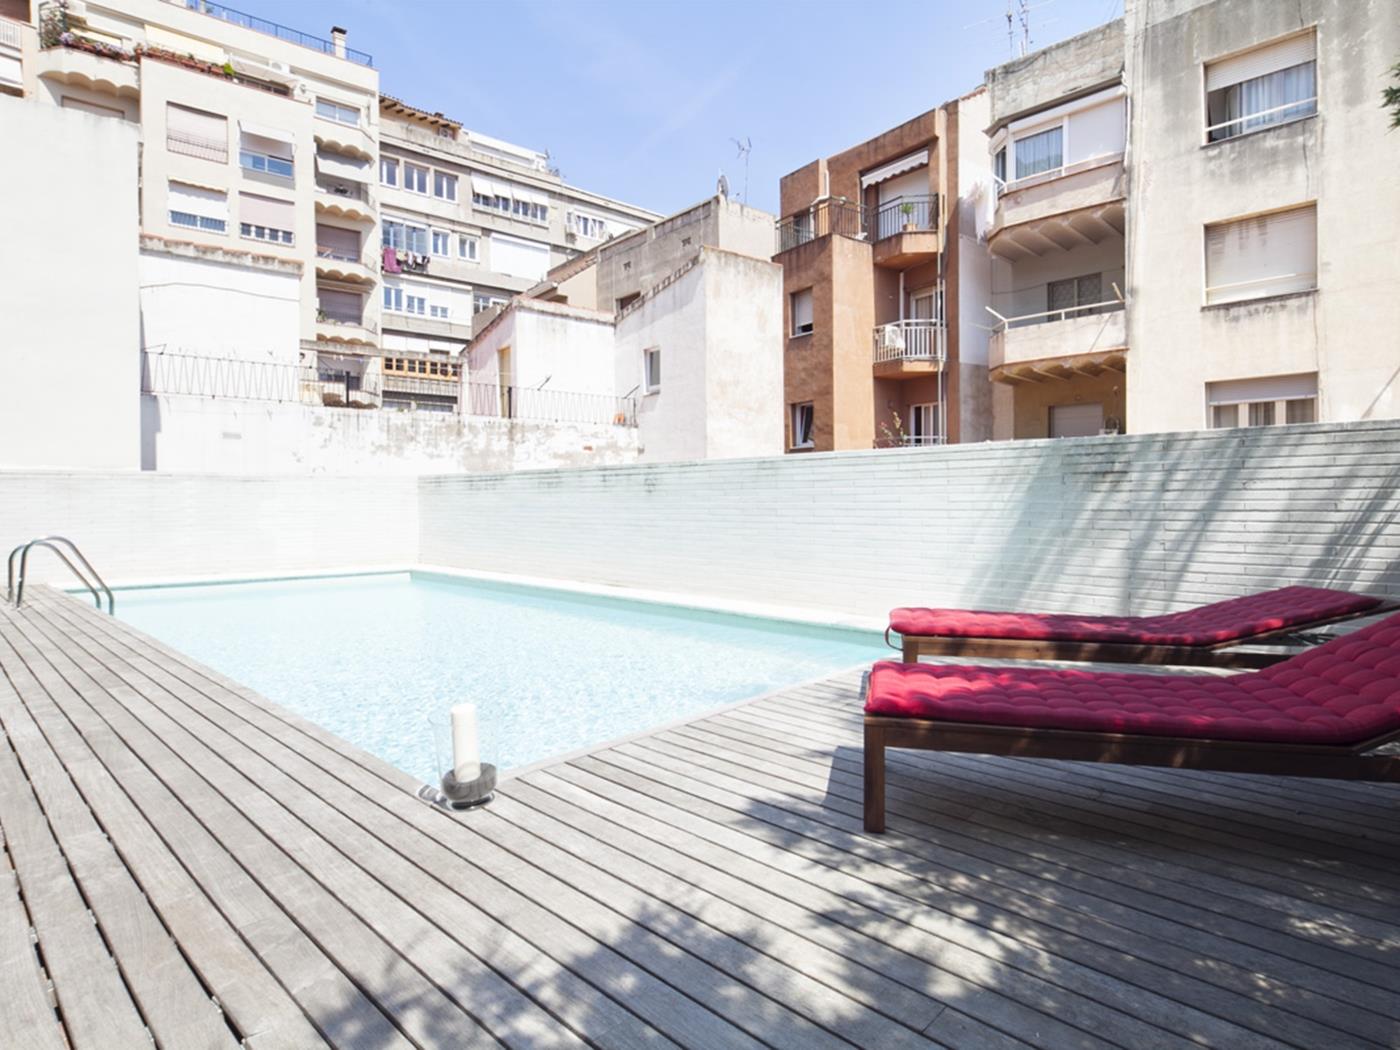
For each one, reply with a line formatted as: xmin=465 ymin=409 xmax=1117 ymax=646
xmin=866 ymin=612 xmax=1400 ymax=746
xmin=889 ymin=586 xmax=1381 ymax=647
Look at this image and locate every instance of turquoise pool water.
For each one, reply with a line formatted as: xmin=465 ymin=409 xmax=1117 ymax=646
xmin=114 ymin=573 xmax=884 ymax=784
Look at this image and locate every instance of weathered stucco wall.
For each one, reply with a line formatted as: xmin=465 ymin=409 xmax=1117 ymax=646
xmin=141 ymin=394 xmax=640 ymax=475
xmin=986 ymin=19 xmax=1124 ymax=128
xmin=419 ymin=420 xmax=1400 ymax=622
xmin=1124 ymin=0 xmax=1400 ymax=433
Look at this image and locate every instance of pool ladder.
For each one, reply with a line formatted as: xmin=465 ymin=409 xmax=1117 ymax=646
xmin=6 ymin=536 xmax=114 ymax=614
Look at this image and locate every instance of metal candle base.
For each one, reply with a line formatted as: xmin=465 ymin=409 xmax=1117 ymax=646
xmin=440 ymin=763 xmax=498 ymax=809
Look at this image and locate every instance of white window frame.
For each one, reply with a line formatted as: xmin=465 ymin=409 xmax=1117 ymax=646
xmin=405 ymin=291 xmax=428 ymax=316
xmin=404 ymin=162 xmax=429 ymax=195
xmin=907 ymin=403 xmax=940 ymax=446
xmin=380 ymin=157 xmax=398 ymax=186
xmin=643 ymin=348 xmax=661 ymax=394
xmin=1203 ymin=30 xmax=1318 ymax=145
xmin=431 ymin=229 xmax=451 ymax=257
xmin=382 ymin=284 xmax=403 ymax=313
xmin=458 ymin=234 xmax=479 ymax=261
xmin=315 ymin=98 xmax=360 ymax=126
xmin=790 ymin=402 xmax=815 ymax=449
xmin=433 ymin=171 xmax=458 ymax=201
xmin=240 ymin=222 xmax=293 ymax=245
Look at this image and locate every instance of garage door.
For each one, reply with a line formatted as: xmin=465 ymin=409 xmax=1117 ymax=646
xmin=1049 ymin=402 xmax=1104 ymax=438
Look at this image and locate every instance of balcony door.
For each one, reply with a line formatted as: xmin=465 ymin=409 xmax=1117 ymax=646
xmin=1049 ymin=402 xmax=1103 ymax=439
xmin=909 ymin=288 xmax=940 ymax=321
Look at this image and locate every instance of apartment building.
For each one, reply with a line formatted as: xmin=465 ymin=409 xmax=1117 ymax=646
xmin=375 ymin=95 xmax=659 ymax=411
xmin=983 ymin=21 xmax=1128 ymax=440
xmin=771 ymin=91 xmax=993 ymax=453
xmin=468 ymin=194 xmax=785 ymax=462
xmin=988 ymin=0 xmax=1400 ymax=438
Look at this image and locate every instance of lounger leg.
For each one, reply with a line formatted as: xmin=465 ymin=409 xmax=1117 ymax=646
xmin=901 ymin=637 xmax=918 ymax=663
xmin=864 ymin=723 xmax=886 ymax=833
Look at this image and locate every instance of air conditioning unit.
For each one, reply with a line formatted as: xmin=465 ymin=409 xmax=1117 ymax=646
xmin=268 ymin=60 xmax=290 ymax=74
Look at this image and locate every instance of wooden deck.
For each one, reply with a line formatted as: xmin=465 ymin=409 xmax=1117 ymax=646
xmin=1 ymin=586 xmax=1398 ymax=1050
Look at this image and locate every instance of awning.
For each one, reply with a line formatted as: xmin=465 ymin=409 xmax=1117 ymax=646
xmin=471 ymin=174 xmax=504 ymax=198
xmin=239 ymin=120 xmax=295 ymax=148
xmin=315 ymin=151 xmax=372 ymax=184
xmin=512 ymin=184 xmax=550 ymax=208
xmin=861 ymin=149 xmax=929 ymax=189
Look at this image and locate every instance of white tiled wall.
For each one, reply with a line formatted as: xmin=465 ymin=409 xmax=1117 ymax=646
xmin=1 ymin=472 xmax=418 ymax=586
xmin=419 ymin=421 xmax=1400 ymax=620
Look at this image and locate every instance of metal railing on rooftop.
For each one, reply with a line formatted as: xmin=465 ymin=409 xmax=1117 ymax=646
xmin=141 ymin=350 xmax=382 ymax=404
xmin=183 ymin=0 xmax=373 ymax=66
xmin=775 ymin=198 xmax=867 ymax=252
xmin=463 ymin=382 xmax=638 ymax=428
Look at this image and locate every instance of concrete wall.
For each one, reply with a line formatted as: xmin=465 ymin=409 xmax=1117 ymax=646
xmin=142 ymin=394 xmax=640 ymax=475
xmin=0 ymin=471 xmax=418 ymax=585
xmin=1124 ymin=0 xmax=1400 ymax=433
xmin=139 ymin=241 xmax=302 ymax=363
xmin=419 ymin=420 xmax=1400 ymax=622
xmin=0 ymin=98 xmax=141 ymax=469
xmin=987 ymin=20 xmax=1125 ymax=127
xmin=466 ymin=302 xmax=617 ymax=396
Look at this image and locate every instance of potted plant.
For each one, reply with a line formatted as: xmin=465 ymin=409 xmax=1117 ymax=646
xmin=900 ymin=202 xmax=916 ymax=232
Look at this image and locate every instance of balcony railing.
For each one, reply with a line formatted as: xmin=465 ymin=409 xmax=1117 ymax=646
xmin=990 ymin=298 xmax=1125 ymax=330
xmin=873 ymin=319 xmax=947 ymax=364
xmin=141 ymin=351 xmax=381 ymax=404
xmin=0 ymin=15 xmax=22 ymax=49
xmin=462 ymin=382 xmax=639 ymax=428
xmin=870 ymin=194 xmax=938 ymax=241
xmin=183 ymin=0 xmax=373 ymax=66
xmin=776 ymin=198 xmax=867 ymax=252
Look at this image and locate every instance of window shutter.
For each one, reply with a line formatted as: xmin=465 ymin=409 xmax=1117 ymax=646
xmin=169 ymin=182 xmax=228 ymax=222
xmin=1205 ymin=31 xmax=1315 ymax=92
xmin=318 ymin=288 xmax=361 ymax=314
xmin=314 ymin=223 xmax=359 ymax=254
xmin=1207 ymin=373 xmax=1318 ymax=405
xmin=490 ymin=234 xmax=551 ymax=280
xmin=241 ymin=193 xmax=295 ymax=230
xmin=792 ymin=289 xmax=813 ymax=330
xmin=1205 ymin=205 xmax=1316 ymax=303
xmin=315 ymin=151 xmax=372 ymax=184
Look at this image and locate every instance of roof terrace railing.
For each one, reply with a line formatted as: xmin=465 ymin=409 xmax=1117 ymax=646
xmin=775 ymin=198 xmax=867 ymax=253
xmin=184 ymin=0 xmax=373 ymax=67
xmin=462 ymin=382 xmax=639 ymax=428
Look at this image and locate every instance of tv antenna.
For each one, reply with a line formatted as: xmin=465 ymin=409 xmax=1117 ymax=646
xmin=730 ymin=136 xmax=752 ymax=202
xmin=964 ymin=0 xmax=1052 ymax=58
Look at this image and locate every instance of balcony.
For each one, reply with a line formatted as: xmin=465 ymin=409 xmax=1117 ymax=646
xmin=35 ymin=37 xmax=140 ymax=99
xmin=0 ymin=16 xmax=29 ymax=95
xmin=315 ymin=179 xmax=375 ymax=222
xmin=872 ymin=319 xmax=946 ymax=378
xmin=314 ymin=310 xmax=377 ymax=346
xmin=775 ymin=198 xmax=866 ymax=254
xmin=868 ymin=194 xmax=940 ymax=269
xmin=991 ymin=154 xmax=1125 ymax=257
xmin=988 ymin=301 xmax=1127 ymax=383
xmin=314 ymin=245 xmax=375 ymax=285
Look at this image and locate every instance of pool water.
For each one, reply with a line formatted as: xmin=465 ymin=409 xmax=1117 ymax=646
xmin=115 ymin=573 xmax=884 ymax=784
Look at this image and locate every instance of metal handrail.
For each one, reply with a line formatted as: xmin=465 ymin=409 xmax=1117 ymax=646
xmin=8 ymin=536 xmax=114 ymax=614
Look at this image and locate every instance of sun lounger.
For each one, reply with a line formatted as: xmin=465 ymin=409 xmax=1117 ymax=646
xmin=862 ymin=611 xmax=1400 ymax=832
xmin=889 ymin=585 xmax=1391 ymax=668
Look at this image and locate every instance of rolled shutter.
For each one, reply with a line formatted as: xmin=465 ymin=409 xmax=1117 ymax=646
xmin=167 ymin=103 xmax=226 ymax=152
xmin=1206 ymin=31 xmax=1315 ymax=92
xmin=169 ymin=182 xmax=228 ymax=222
xmin=315 ymin=223 xmax=360 ymax=254
xmin=242 ymin=193 xmax=295 ymax=230
xmin=315 ymin=151 xmax=372 ymax=184
xmin=1205 ymin=204 xmax=1316 ymax=303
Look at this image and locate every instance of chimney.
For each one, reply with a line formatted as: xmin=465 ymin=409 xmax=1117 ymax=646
xmin=330 ymin=26 xmax=347 ymax=59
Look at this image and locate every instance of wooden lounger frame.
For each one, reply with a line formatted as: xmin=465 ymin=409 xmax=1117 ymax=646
xmin=863 ymin=713 xmax=1400 ymax=833
xmin=890 ymin=601 xmax=1400 ymax=670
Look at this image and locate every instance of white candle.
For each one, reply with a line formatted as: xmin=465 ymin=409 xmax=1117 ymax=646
xmin=450 ymin=703 xmax=481 ymax=782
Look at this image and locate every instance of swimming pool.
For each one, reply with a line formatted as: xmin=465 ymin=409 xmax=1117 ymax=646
xmin=115 ymin=572 xmax=884 ymax=784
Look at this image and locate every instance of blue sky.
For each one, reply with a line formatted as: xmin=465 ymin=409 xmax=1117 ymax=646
xmin=232 ymin=0 xmax=1123 ymax=215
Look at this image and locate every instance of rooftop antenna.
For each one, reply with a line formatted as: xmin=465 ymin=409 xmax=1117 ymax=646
xmin=964 ymin=0 xmax=1051 ymax=58
xmin=730 ymin=136 xmax=751 ymax=202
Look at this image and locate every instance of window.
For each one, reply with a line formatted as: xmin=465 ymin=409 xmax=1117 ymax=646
xmin=383 ymin=284 xmax=402 ymax=313
xmin=316 ymin=222 xmax=359 ymax=260
xmin=168 ymin=182 xmax=228 ymax=234
xmin=1206 ymin=31 xmax=1316 ymax=142
xmin=380 ymin=157 xmax=398 ymax=186
xmin=458 ymin=234 xmax=479 ymax=261
xmin=644 ymin=348 xmax=661 ymax=393
xmin=908 ymin=403 xmax=940 ymax=446
xmin=240 ymin=149 xmax=293 ymax=178
xmin=166 ymin=103 xmax=227 ymax=162
xmin=318 ymin=287 xmax=363 ymax=325
xmin=1204 ymin=204 xmax=1316 ymax=305
xmin=315 ymin=98 xmax=360 ymax=126
xmin=791 ymin=288 xmax=814 ymax=336
xmin=238 ymin=129 xmax=294 ymax=179
xmin=790 ymin=403 xmax=815 ymax=449
xmin=241 ymin=193 xmax=295 ymax=245
xmin=570 ymin=212 xmax=609 ymax=239
xmin=433 ymin=172 xmax=458 ymax=200
xmin=473 ymin=293 xmax=507 ymax=315
xmin=993 ymin=146 xmax=1007 ymax=185
xmin=382 ymin=220 xmax=429 ymax=255
xmin=1046 ymin=273 xmax=1105 ymax=318
xmin=1206 ymin=373 xmax=1318 ymax=429
xmin=616 ymin=292 xmax=641 ymax=313
xmin=405 ymin=292 xmax=427 ymax=315
xmin=431 ymin=230 xmax=451 ymax=256
xmin=473 ymin=191 xmax=511 ymax=214
xmin=404 ymin=163 xmax=429 ymax=194
xmin=490 ymin=234 xmax=550 ymax=281
xmin=430 ymin=304 xmax=451 ymax=319
xmin=1013 ymin=125 xmax=1062 ymax=180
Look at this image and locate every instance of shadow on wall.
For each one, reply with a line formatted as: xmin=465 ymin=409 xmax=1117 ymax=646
xmin=962 ymin=423 xmax=1400 ymax=615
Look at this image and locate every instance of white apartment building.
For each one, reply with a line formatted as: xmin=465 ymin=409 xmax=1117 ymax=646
xmin=467 ymin=195 xmax=785 ymax=462
xmin=984 ymin=0 xmax=1400 ymax=439
xmin=374 ymin=95 xmax=659 ymax=411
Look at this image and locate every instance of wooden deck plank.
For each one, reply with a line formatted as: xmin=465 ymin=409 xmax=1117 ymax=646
xmin=4 ymin=603 xmax=503 ymax=1050
xmin=0 ymin=683 xmax=152 ymax=1050
xmin=0 ymin=638 xmax=241 ymax=1050
xmin=0 ymin=611 xmax=414 ymax=1050
xmin=625 ymin=725 xmax=1396 ymax=1047
xmin=3 ymin=587 xmax=1396 ymax=1050
xmin=0 ymin=832 xmax=66 ymax=1050
xmin=666 ymin=716 xmax=1400 ymax=1023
